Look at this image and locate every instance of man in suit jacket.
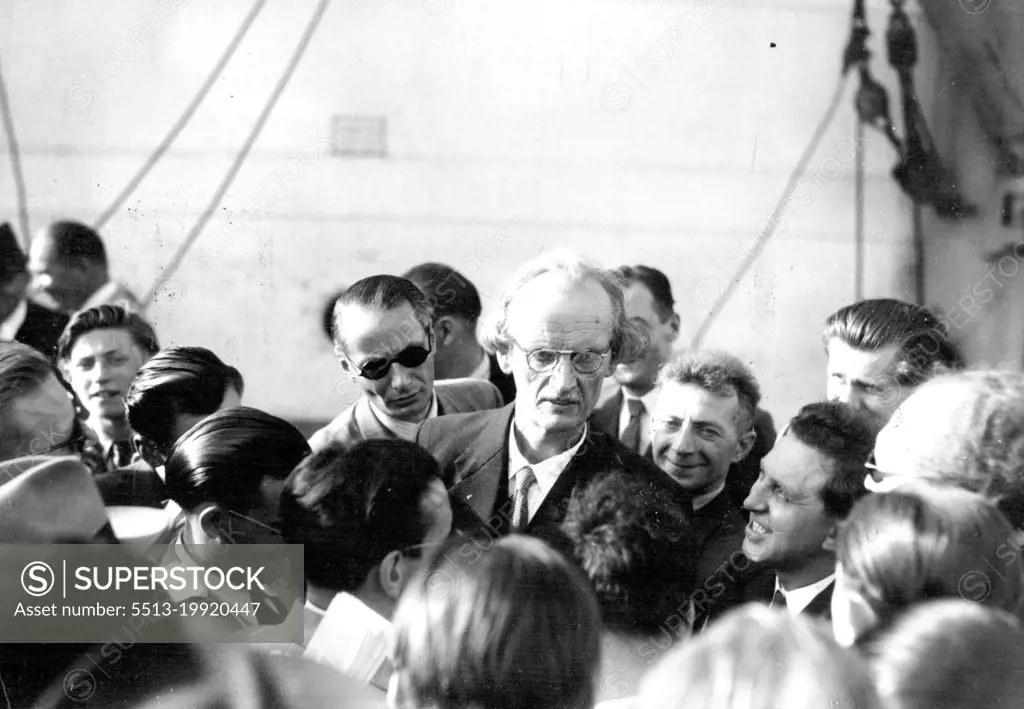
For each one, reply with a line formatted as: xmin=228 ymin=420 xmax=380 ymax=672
xmin=0 ymin=222 xmax=69 ymax=360
xmin=740 ymin=401 xmax=875 ymax=621
xmin=403 ymin=261 xmax=516 ymax=404
xmin=417 ymin=250 xmax=692 ymax=542
xmin=648 ymin=350 xmax=764 ymax=625
xmin=589 ymin=265 xmax=680 ymax=459
xmin=310 ymin=275 xmax=502 ymax=452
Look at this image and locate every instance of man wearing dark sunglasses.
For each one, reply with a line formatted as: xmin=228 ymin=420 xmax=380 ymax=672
xmin=309 ymin=275 xmax=503 ymax=452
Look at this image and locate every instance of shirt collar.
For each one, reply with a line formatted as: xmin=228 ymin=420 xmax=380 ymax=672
xmin=692 ymin=481 xmax=727 ymax=511
xmin=507 ymin=420 xmax=588 ymax=500
xmin=370 ymin=393 xmax=439 ymax=442
xmin=0 ymin=299 xmax=27 ymax=341
xmin=775 ymin=573 xmax=837 ymax=616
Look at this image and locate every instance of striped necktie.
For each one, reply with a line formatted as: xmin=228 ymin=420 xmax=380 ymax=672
xmin=512 ymin=466 xmax=538 ymax=532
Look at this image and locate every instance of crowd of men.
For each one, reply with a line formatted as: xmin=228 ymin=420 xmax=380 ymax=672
xmin=1 ymin=219 xmax=1024 ymax=708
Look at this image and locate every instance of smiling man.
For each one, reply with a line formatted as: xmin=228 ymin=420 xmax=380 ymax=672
xmin=58 ymin=305 xmax=160 ymax=472
xmin=650 ymin=350 xmax=760 ymax=623
xmin=417 ymin=250 xmax=691 ymax=541
xmin=823 ymin=299 xmax=961 ymax=434
xmin=309 ymin=275 xmax=502 ymax=452
xmin=741 ymin=401 xmax=874 ymax=620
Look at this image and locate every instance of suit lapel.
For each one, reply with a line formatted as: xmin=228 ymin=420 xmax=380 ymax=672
xmin=353 ymin=398 xmax=395 ymax=441
xmin=448 ymin=407 xmax=515 ymax=530
xmin=590 ymin=389 xmax=622 ymax=439
xmin=529 ymin=429 xmax=604 ymax=532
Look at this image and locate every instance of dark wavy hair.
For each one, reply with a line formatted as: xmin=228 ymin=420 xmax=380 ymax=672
xmin=164 ymin=407 xmax=310 ymax=513
xmin=125 ymin=346 xmax=245 ymax=450
xmin=280 ymin=439 xmax=443 ymax=593
xmin=823 ymin=298 xmax=962 ymax=387
xmin=787 ymin=401 xmax=875 ymax=519
xmin=562 ymin=469 xmax=700 ymax=637
xmin=57 ymin=304 xmax=159 ymax=362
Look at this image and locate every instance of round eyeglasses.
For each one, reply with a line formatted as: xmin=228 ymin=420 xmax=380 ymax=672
xmin=510 ymin=338 xmax=610 ymax=376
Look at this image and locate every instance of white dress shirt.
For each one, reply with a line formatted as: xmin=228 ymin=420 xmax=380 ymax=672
xmin=0 ymin=299 xmax=27 ymax=341
xmin=369 ymin=393 xmax=439 ymax=442
xmin=507 ymin=423 xmax=588 ymax=523
xmin=617 ymin=387 xmax=659 ymax=454
xmin=775 ymin=573 xmax=836 ymax=616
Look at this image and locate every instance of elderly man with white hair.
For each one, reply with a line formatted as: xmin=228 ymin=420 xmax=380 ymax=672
xmin=416 ymin=249 xmax=692 ymax=541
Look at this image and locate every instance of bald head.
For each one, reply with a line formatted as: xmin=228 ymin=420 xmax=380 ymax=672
xmin=873 ymin=370 xmax=1024 ymax=528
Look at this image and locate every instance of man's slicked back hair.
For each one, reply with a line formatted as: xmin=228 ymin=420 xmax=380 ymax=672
xmin=658 ymin=349 xmax=761 ymax=433
xmin=787 ymin=401 xmax=876 ymax=520
xmin=402 ymin=262 xmax=483 ymax=327
xmin=613 ymin=264 xmax=676 ymax=322
xmin=331 ymin=275 xmax=434 ymax=356
xmin=823 ymin=298 xmax=962 ymax=386
xmin=125 ymin=346 xmax=245 ymax=451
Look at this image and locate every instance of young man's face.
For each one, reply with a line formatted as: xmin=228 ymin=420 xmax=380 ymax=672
xmin=826 ymin=339 xmax=913 ymax=433
xmin=65 ymin=329 xmax=149 ymax=425
xmin=742 ymin=432 xmax=836 ymax=572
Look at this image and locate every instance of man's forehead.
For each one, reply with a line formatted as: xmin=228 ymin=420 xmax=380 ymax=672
xmin=623 ymin=282 xmax=658 ymax=319
xmin=507 ymin=277 xmax=614 ymax=338
xmin=766 ymin=433 xmax=829 ymax=490
xmin=338 ymin=302 xmax=426 ymax=356
xmin=827 ymin=339 xmax=902 ymax=379
xmin=69 ymin=329 xmax=139 ymax=360
xmin=656 ymin=381 xmax=740 ymax=423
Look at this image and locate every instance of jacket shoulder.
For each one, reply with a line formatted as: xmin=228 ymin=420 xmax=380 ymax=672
xmin=436 ymin=377 xmax=504 ymax=410
xmin=307 ymin=404 xmax=360 ymax=452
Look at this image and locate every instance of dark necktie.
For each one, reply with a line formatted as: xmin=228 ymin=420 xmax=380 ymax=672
xmin=771 ymin=586 xmax=786 ymax=611
xmin=512 ymin=466 xmax=538 ymax=532
xmin=621 ymin=399 xmax=645 ymax=453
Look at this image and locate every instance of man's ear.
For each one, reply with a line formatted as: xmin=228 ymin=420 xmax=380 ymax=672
xmin=496 ymin=346 xmax=513 ymax=375
xmin=435 ymin=316 xmax=458 ymax=348
xmin=666 ymin=312 xmax=681 ymax=343
xmin=197 ymin=504 xmax=231 ymax=544
xmin=378 ymin=550 xmax=405 ymax=600
xmin=133 ymin=434 xmax=165 ymax=469
xmin=733 ymin=428 xmax=757 ymax=463
xmin=821 ymin=524 xmax=838 ymax=553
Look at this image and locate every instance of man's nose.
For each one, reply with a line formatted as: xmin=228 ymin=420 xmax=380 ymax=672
xmin=550 ymin=355 xmax=579 ymax=390
xmin=390 ymin=362 xmax=417 ymax=388
xmin=743 ymin=478 xmax=767 ymax=512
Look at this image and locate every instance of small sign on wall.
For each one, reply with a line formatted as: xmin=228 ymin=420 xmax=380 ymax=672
xmin=329 ymin=115 xmax=388 ymax=158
